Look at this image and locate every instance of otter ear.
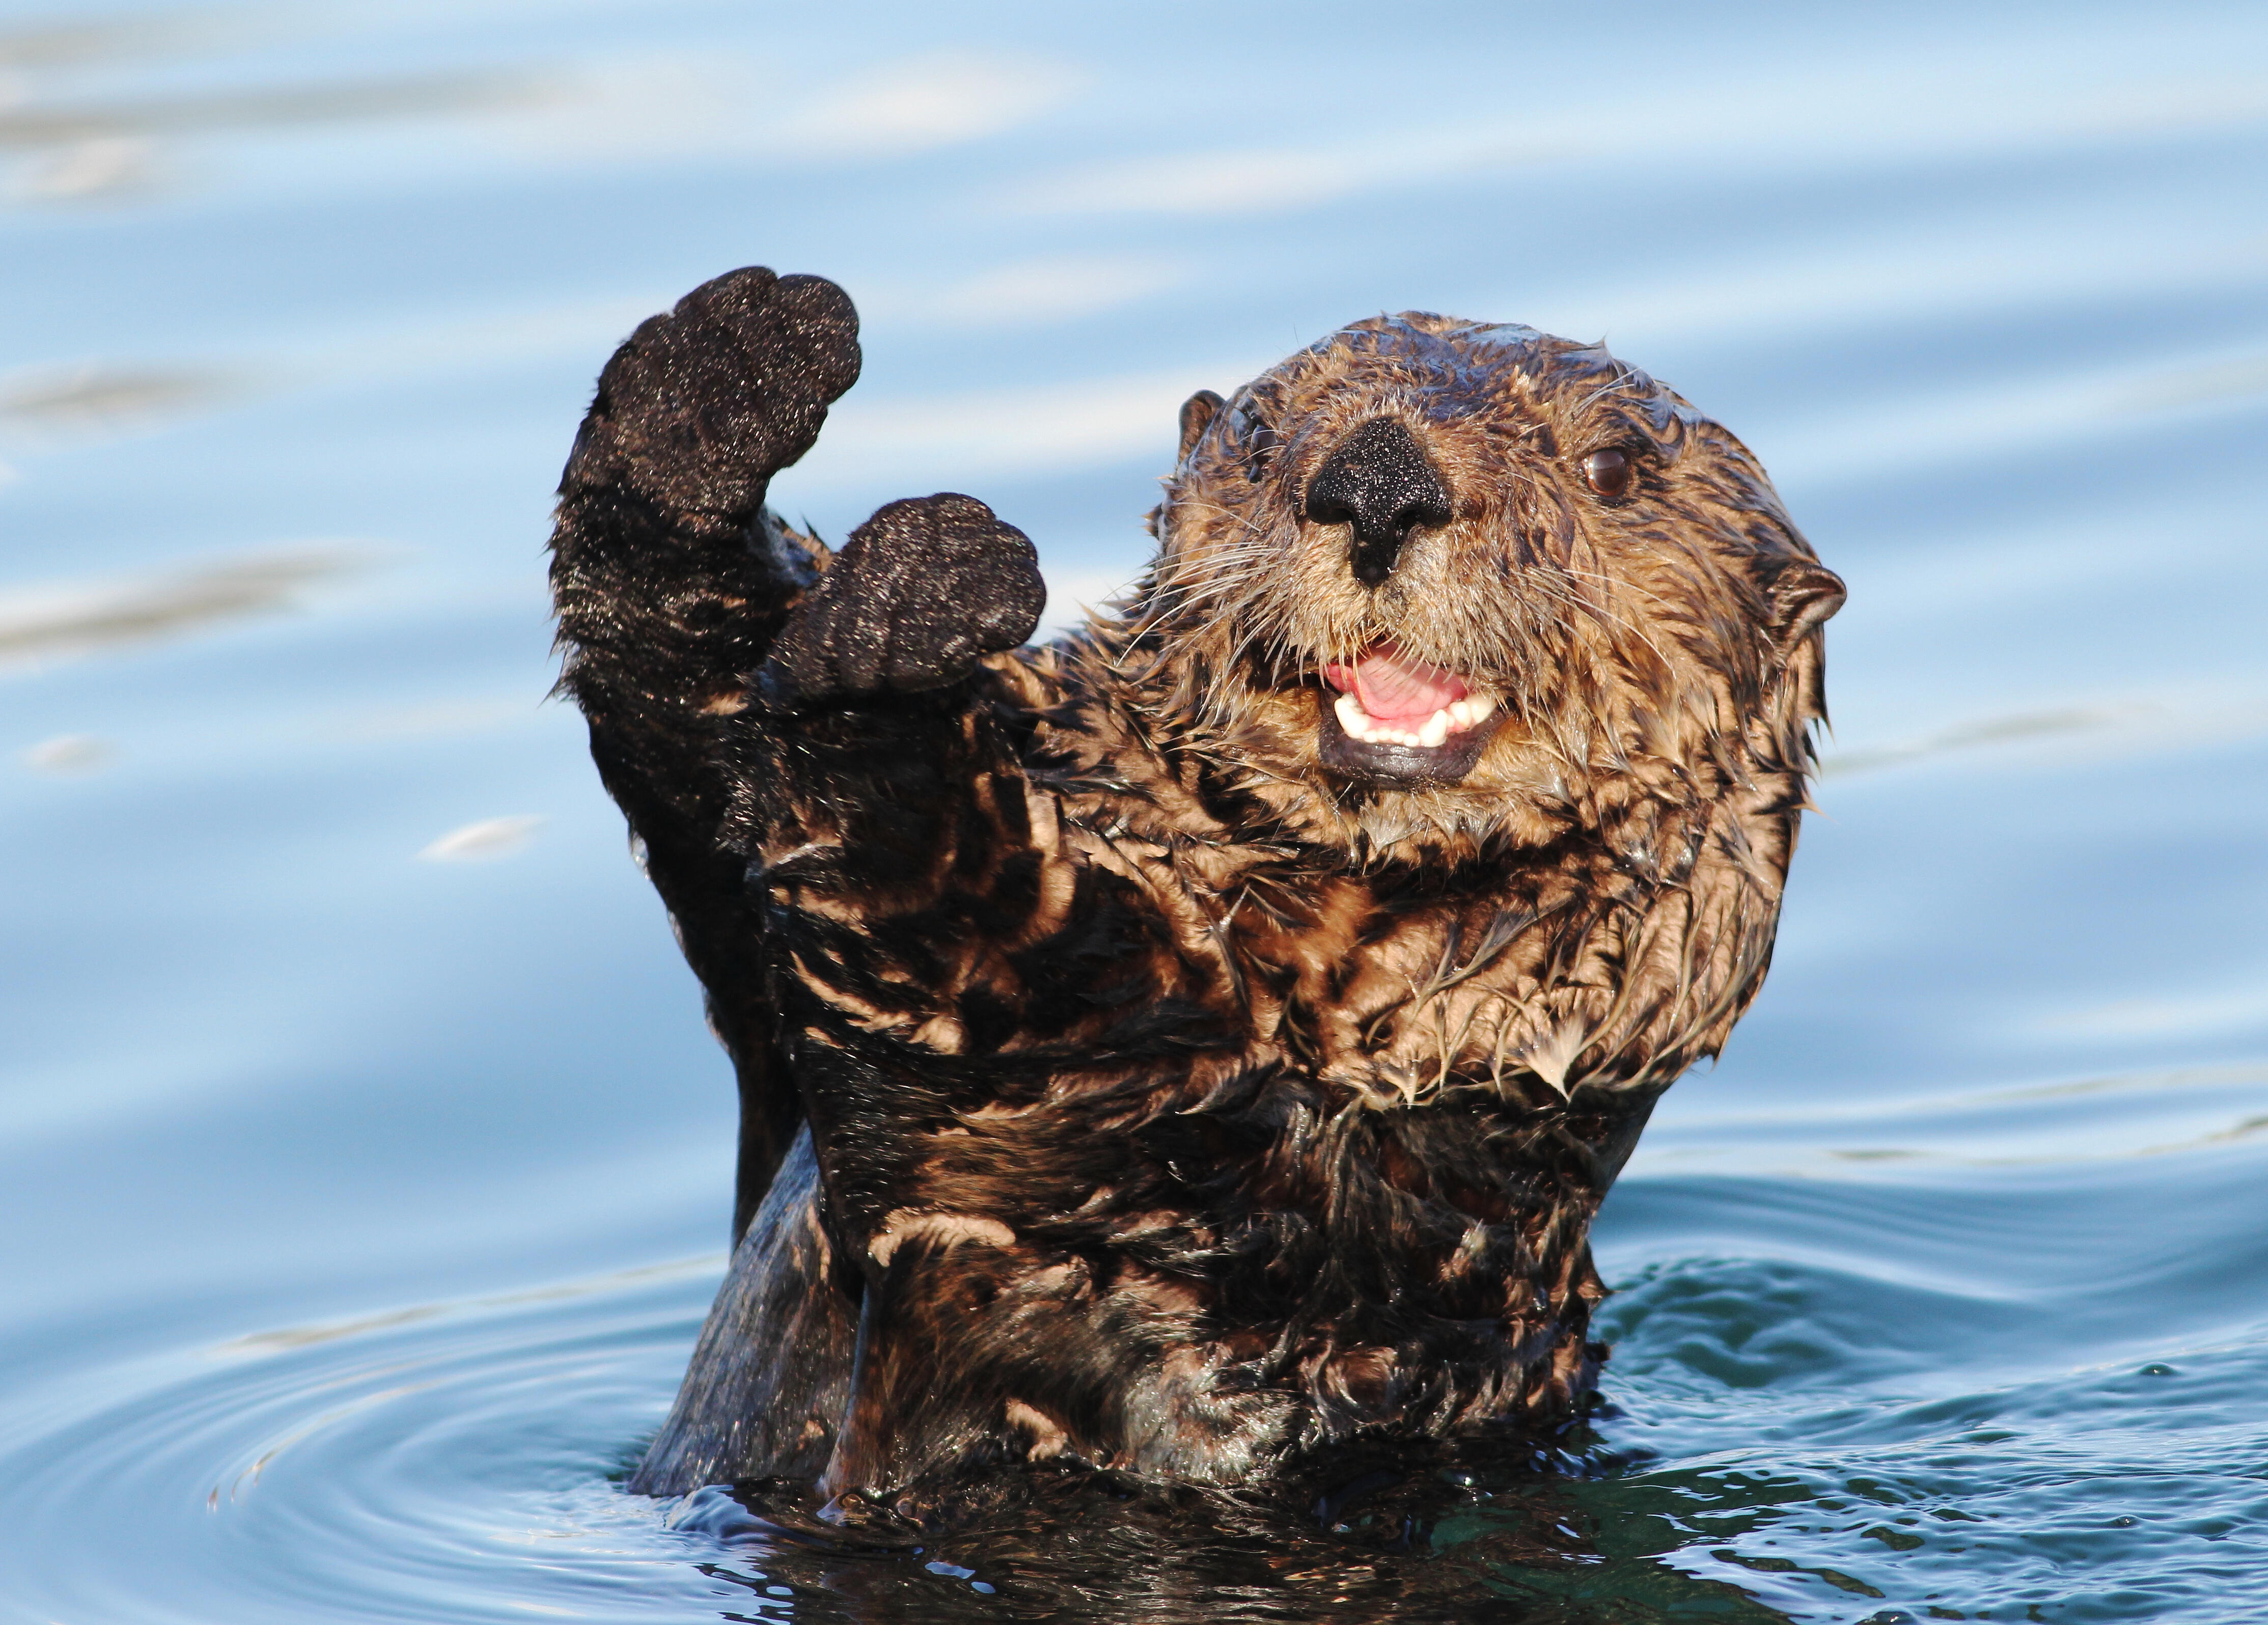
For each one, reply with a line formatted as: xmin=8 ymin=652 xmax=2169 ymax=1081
xmin=1763 ymin=557 xmax=1845 ymax=657
xmin=1177 ymin=389 xmax=1224 ymax=462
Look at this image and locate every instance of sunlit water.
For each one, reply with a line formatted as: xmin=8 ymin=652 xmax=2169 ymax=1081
xmin=4 ymin=2 xmax=2267 ymax=1619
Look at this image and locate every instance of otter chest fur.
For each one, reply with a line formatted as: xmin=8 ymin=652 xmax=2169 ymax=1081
xmin=546 ymin=269 xmax=1842 ymax=1506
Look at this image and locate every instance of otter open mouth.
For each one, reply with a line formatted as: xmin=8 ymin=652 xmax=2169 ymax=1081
xmin=1317 ymin=644 xmax=1501 ymax=785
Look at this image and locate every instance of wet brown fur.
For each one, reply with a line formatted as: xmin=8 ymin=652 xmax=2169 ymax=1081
xmin=547 ymin=271 xmax=1841 ymax=1510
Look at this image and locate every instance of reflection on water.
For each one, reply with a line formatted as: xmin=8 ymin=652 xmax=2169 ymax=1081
xmin=0 ymin=360 xmax=250 ymax=432
xmin=11 ymin=133 xmax=160 ymax=200
xmin=0 ymin=5 xmax=561 ymax=202
xmin=416 ymin=811 xmax=542 ymax=862
xmin=0 ymin=68 xmax=553 ymax=150
xmin=0 ymin=544 xmax=366 ymax=667
xmin=20 ymin=728 xmax=111 ymax=770
xmin=0 ymin=6 xmax=218 ymax=70
xmin=1817 ymin=705 xmax=2137 ymax=780
xmin=2 ymin=1 xmax=2266 ymax=1621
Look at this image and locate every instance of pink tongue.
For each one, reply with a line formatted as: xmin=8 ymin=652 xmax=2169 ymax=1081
xmin=1323 ymin=645 xmax=1470 ymax=725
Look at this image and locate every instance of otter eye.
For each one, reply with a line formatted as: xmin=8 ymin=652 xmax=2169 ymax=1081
xmin=1583 ymin=447 xmax=1631 ymax=500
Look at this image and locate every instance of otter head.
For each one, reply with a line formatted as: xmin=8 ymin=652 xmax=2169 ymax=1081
xmin=1120 ymin=313 xmax=1844 ymax=856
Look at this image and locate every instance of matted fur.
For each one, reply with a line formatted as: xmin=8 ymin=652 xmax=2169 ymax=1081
xmin=547 ymin=270 xmax=1841 ymax=1508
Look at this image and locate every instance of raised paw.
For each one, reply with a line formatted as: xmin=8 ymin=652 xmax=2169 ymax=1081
xmin=561 ymin=267 xmax=861 ymax=522
xmin=759 ymin=494 xmax=1045 ymax=706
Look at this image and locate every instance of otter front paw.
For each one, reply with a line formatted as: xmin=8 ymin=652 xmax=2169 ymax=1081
xmin=562 ymin=267 xmax=861 ymax=522
xmin=759 ymin=494 xmax=1044 ymax=706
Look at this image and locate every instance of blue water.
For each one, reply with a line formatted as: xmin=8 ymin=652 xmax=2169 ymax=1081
xmin=4 ymin=2 xmax=2266 ymax=1618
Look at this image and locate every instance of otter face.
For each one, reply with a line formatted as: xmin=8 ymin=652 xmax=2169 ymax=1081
xmin=1128 ymin=313 xmax=1843 ymax=851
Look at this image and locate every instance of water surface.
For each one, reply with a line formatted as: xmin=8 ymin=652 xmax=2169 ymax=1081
xmin=4 ymin=2 xmax=2267 ymax=1619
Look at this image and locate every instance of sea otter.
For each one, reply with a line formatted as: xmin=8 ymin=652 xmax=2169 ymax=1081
xmin=547 ymin=268 xmax=1841 ymax=1507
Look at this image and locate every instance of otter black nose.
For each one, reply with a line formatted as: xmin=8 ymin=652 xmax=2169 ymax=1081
xmin=1303 ymin=418 xmax=1453 ymax=586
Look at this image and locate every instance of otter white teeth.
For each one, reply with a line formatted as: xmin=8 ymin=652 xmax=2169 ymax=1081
xmin=1333 ymin=690 xmax=1497 ymax=749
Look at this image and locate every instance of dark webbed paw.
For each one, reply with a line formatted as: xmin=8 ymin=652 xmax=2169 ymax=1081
xmin=761 ymin=494 xmax=1045 ymax=706
xmin=562 ymin=266 xmax=861 ymax=522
